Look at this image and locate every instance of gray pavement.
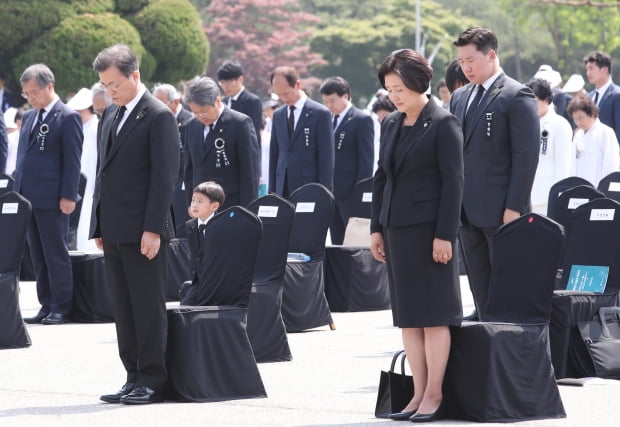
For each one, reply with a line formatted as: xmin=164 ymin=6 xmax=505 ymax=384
xmin=1 ymin=280 xmax=619 ymax=426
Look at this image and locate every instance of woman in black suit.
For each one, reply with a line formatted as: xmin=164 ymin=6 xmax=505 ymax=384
xmin=370 ymin=49 xmax=464 ymax=422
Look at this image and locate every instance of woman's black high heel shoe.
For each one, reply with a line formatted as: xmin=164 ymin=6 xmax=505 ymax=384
xmin=409 ymin=402 xmax=443 ymax=422
xmin=388 ymin=409 xmax=417 ymax=421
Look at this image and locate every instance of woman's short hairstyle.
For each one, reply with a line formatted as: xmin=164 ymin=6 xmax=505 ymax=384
xmin=378 ymin=49 xmax=433 ymax=94
xmin=567 ymin=94 xmax=599 ymax=119
xmin=526 ymin=78 xmax=553 ymax=104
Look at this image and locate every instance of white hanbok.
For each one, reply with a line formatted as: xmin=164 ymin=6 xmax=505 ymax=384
xmin=531 ymin=108 xmax=575 ymax=214
xmin=571 ymin=118 xmax=620 ymax=187
xmin=76 ymin=115 xmax=100 ymax=251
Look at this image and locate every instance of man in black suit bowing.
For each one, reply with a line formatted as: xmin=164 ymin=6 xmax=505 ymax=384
xmin=450 ymin=27 xmax=539 ymax=319
xmin=13 ymin=63 xmax=83 ymax=325
xmin=217 ymin=61 xmax=263 ymax=148
xmin=269 ymin=66 xmax=335 ymax=197
xmin=92 ymin=45 xmax=179 ymax=405
xmin=183 ymin=76 xmax=259 ymax=210
xmin=319 ymin=76 xmax=374 ymax=244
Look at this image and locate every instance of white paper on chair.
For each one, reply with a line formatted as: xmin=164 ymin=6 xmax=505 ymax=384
xmin=590 ymin=209 xmax=615 ymax=221
xmin=567 ymin=198 xmax=589 ymax=209
xmin=296 ymin=202 xmax=315 ymax=213
xmin=0 ymin=179 xmax=8 ymax=188
xmin=258 ymin=205 xmax=279 ymax=218
xmin=1 ymin=203 xmax=18 ymax=214
xmin=609 ymin=182 xmax=620 ymax=192
xmin=362 ymin=192 xmax=372 ymax=202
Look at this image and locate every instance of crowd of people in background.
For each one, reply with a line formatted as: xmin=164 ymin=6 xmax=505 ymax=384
xmin=3 ymin=26 xmax=620 ymax=410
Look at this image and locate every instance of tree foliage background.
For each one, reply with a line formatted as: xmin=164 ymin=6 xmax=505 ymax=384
xmin=3 ymin=0 xmax=620 ymax=104
xmin=0 ymin=0 xmax=208 ymax=99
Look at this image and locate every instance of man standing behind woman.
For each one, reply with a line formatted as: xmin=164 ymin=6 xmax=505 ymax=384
xmin=370 ymin=49 xmax=463 ymax=423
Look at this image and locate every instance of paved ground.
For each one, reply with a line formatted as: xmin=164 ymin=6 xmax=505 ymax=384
xmin=1 ymin=280 xmax=619 ymax=426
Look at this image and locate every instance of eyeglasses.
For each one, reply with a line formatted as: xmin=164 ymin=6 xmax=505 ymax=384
xmin=21 ymin=86 xmax=44 ymax=99
xmin=100 ymin=79 xmax=125 ymax=93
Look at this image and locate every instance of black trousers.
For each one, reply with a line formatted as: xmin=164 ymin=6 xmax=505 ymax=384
xmin=103 ymin=240 xmax=169 ymax=391
xmin=329 ymin=196 xmax=350 ymax=245
xmin=28 ymin=208 xmax=73 ymax=315
xmin=459 ymin=222 xmax=498 ymax=318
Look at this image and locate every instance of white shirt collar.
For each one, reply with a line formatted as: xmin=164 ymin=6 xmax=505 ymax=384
xmin=293 ymin=91 xmax=307 ymax=111
xmin=596 ymin=78 xmax=613 ymax=98
xmin=198 ymin=213 xmax=215 ymax=227
xmin=480 ymin=68 xmax=503 ymax=91
xmin=124 ymin=84 xmax=147 ymax=116
xmin=231 ymin=87 xmax=245 ymax=102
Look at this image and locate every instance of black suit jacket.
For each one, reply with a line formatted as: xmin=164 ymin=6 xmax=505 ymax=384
xmin=183 ymin=107 xmax=259 ymax=209
xmin=333 ymin=106 xmax=374 ymax=199
xmin=90 ymin=91 xmax=179 ymax=243
xmin=176 ymin=107 xmax=193 ymax=182
xmin=2 ymin=87 xmax=18 ymax=113
xmin=224 ymin=88 xmax=263 ymax=145
xmin=589 ymin=83 xmax=620 ymax=142
xmin=371 ymin=100 xmax=463 ymax=241
xmin=13 ymin=100 xmax=83 ymax=208
xmin=450 ymin=74 xmax=539 ymax=228
xmin=269 ymin=97 xmax=334 ymax=195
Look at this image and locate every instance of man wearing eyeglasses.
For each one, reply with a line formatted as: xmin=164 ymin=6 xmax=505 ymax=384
xmin=450 ymin=27 xmax=539 ymax=320
xmin=13 ymin=63 xmax=83 ymax=325
xmin=91 ymin=44 xmax=179 ymax=405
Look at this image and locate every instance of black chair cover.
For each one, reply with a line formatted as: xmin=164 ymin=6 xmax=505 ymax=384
xmin=0 ymin=191 xmax=31 ymax=349
xmin=70 ymin=252 xmax=114 ymax=323
xmin=597 ymin=170 xmax=620 ymax=202
xmin=288 ymin=183 xmax=334 ymax=260
xmin=324 ymin=246 xmax=390 ymax=312
xmin=548 ymin=184 xmax=604 ymax=230
xmin=0 ymin=173 xmax=14 ymax=196
xmin=246 ymin=194 xmax=294 ymax=362
xmin=444 ymin=323 xmax=565 ymax=422
xmin=546 ymin=176 xmax=593 ymax=218
xmin=484 ymin=213 xmax=565 ymax=322
xmin=165 ymin=306 xmax=266 ymax=402
xmin=282 ymin=184 xmax=334 ymax=332
xmin=348 ymin=177 xmax=372 ymax=219
xmin=166 ymin=238 xmax=190 ymax=301
xmin=191 ymin=206 xmax=262 ymax=307
xmin=550 ymin=291 xmax=617 ymax=378
xmin=557 ymin=198 xmax=620 ymax=293
xmin=549 ymin=198 xmax=620 ymax=378
xmin=444 ymin=213 xmax=566 ymax=422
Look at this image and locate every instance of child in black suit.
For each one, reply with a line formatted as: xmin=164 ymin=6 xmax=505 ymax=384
xmin=179 ymin=181 xmax=225 ymax=304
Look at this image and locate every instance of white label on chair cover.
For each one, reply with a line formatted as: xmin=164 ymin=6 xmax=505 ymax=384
xmin=567 ymin=198 xmax=589 ymax=209
xmin=590 ymin=209 xmax=615 ymax=221
xmin=296 ymin=202 xmax=315 ymax=213
xmin=609 ymin=182 xmax=620 ymax=192
xmin=257 ymin=205 xmax=279 ymax=218
xmin=362 ymin=192 xmax=372 ymax=202
xmin=1 ymin=203 xmax=18 ymax=214
xmin=0 ymin=179 xmax=8 ymax=188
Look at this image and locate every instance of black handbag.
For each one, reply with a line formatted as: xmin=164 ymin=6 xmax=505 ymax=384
xmin=578 ymin=306 xmax=620 ymax=379
xmin=374 ymin=350 xmax=414 ymax=418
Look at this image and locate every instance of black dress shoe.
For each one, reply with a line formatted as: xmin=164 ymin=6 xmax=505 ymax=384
xmin=24 ymin=309 xmax=50 ymax=324
xmin=388 ymin=410 xmax=417 ymax=420
xmin=100 ymin=383 xmax=135 ymax=403
xmin=409 ymin=404 xmax=443 ymax=422
xmin=41 ymin=313 xmax=68 ymax=325
xmin=120 ymin=385 xmax=162 ymax=405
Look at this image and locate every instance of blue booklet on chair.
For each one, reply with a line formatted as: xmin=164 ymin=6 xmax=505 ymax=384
xmin=565 ymin=265 xmax=609 ymax=293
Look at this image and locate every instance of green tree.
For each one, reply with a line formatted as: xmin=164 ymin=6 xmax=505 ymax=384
xmin=311 ymin=0 xmax=470 ymax=102
xmin=0 ymin=0 xmax=208 ymax=99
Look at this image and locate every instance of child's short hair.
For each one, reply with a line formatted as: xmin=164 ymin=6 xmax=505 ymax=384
xmin=193 ymin=181 xmax=225 ymax=205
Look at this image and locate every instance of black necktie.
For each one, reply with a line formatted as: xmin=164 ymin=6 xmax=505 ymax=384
xmin=288 ymin=105 xmax=296 ymax=136
xmin=230 ymin=98 xmax=237 ymax=109
xmin=107 ymin=106 xmax=126 ymax=155
xmin=332 ymin=114 xmax=339 ymax=131
xmin=198 ymin=224 xmax=207 ymax=235
xmin=464 ymin=85 xmax=485 ymax=132
xmin=198 ymin=223 xmax=207 ymax=250
xmin=204 ymin=124 xmax=214 ymax=147
xmin=594 ymin=90 xmax=600 ymax=105
xmin=31 ymin=108 xmax=45 ymax=137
